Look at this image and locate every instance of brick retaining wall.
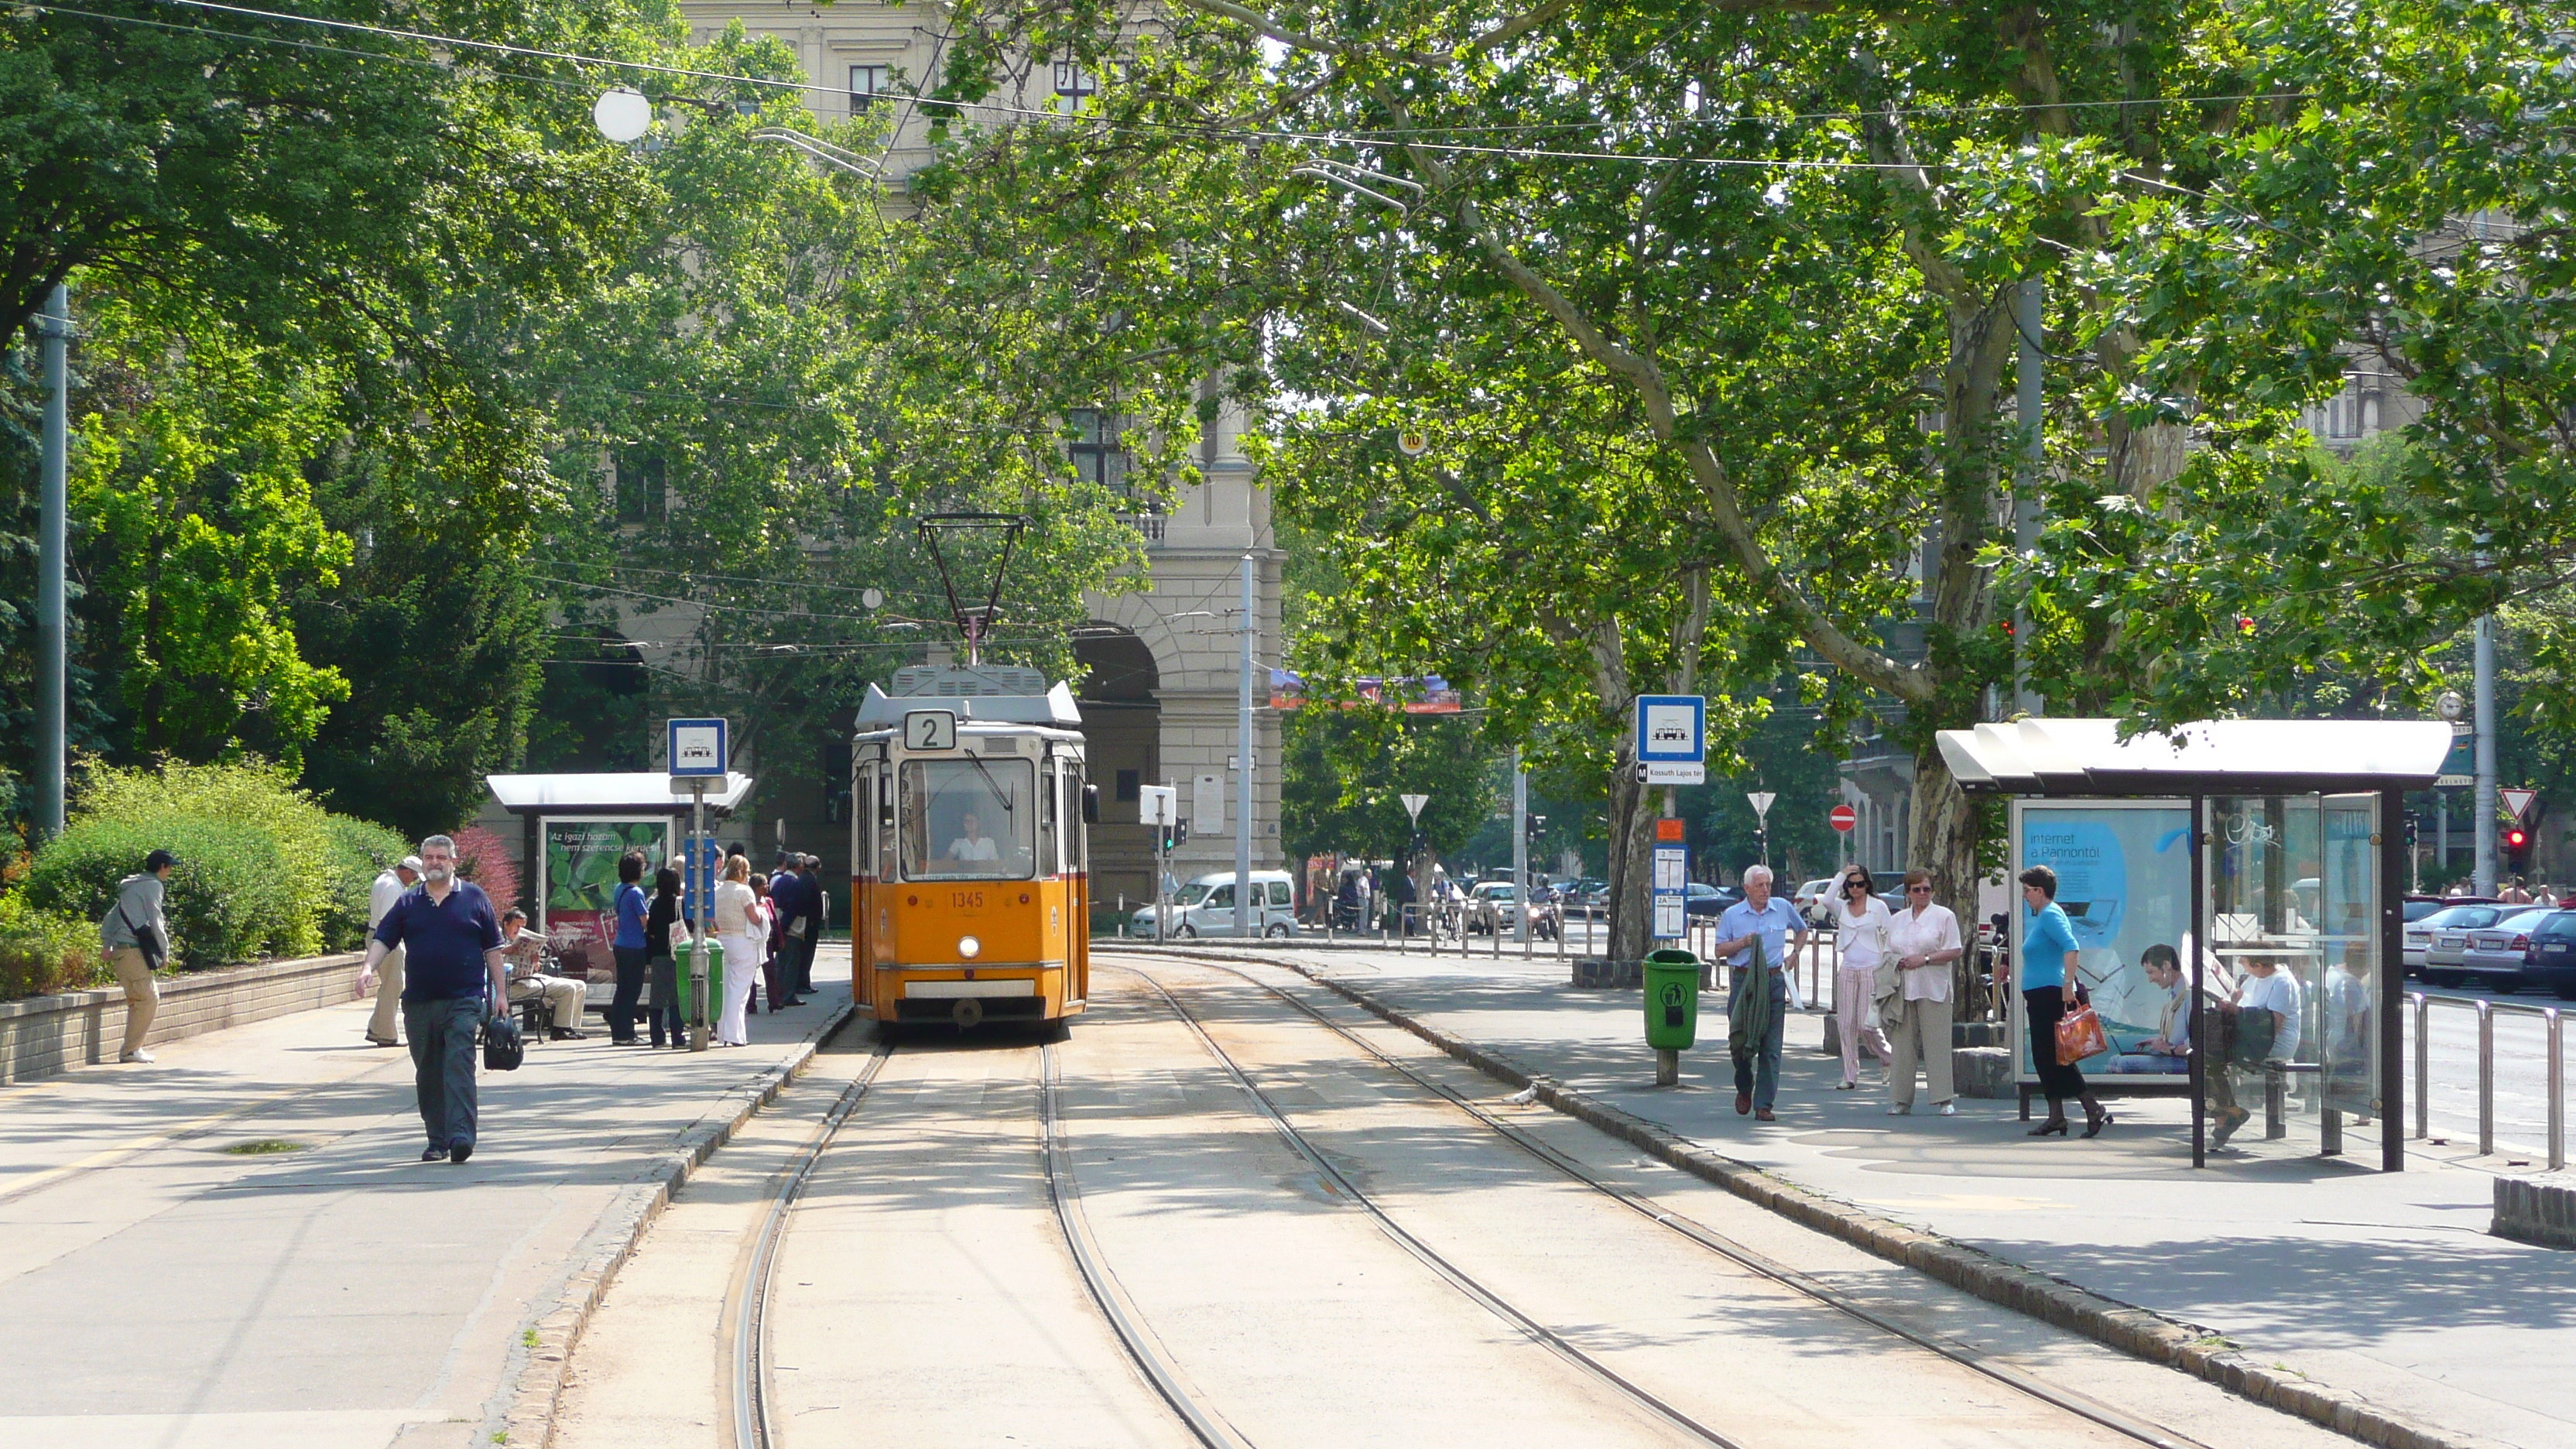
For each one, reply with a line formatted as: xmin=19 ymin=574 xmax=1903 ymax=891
xmin=0 ymin=951 xmax=362 ymax=1084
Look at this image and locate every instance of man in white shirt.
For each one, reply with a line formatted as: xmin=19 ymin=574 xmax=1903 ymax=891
xmin=363 ymin=855 xmax=422 ymax=1046
xmin=1882 ymin=869 xmax=1965 ymax=1115
xmin=947 ymin=812 xmax=1000 ymax=864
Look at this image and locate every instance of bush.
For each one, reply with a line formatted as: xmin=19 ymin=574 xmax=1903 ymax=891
xmin=0 ymin=893 xmax=102 ymax=999
xmin=452 ymin=824 xmax=521 ymax=913
xmin=23 ymin=816 xmax=295 ymax=968
xmin=323 ymin=816 xmax=413 ymax=950
xmin=76 ymin=760 xmax=337 ymax=953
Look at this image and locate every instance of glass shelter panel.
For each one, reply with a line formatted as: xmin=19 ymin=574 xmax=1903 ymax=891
xmin=2205 ymin=794 xmax=2384 ymax=1158
xmin=901 ymin=759 xmax=1036 ymax=881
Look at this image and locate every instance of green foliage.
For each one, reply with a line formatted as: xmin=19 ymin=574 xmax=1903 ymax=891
xmin=1281 ymin=709 xmax=1499 ymax=862
xmin=322 ymin=815 xmax=413 ymax=951
xmin=24 ymin=813 xmax=293 ymax=967
xmin=0 ymin=892 xmax=101 ymax=999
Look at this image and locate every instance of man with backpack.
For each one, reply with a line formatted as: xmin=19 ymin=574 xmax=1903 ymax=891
xmin=98 ymin=848 xmax=176 ymax=1064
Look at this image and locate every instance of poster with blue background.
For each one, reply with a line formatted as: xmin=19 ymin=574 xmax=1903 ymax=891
xmin=2012 ymin=801 xmax=2194 ymax=1084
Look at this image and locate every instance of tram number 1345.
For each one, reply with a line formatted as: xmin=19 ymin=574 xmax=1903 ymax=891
xmin=949 ymin=890 xmax=985 ymax=909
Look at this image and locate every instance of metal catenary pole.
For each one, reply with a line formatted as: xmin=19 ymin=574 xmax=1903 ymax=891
xmin=2012 ymin=275 xmax=2045 ymax=718
xmin=2475 ymin=610 xmax=2498 ymax=894
xmin=1236 ymin=553 xmax=1255 ymax=938
xmin=1512 ymin=748 xmax=1529 ymax=947
xmin=691 ymin=784 xmax=711 ymax=1052
xmin=36 ymin=283 xmax=70 ymax=840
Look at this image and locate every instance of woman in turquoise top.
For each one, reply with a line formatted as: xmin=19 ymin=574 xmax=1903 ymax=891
xmin=2010 ymin=865 xmax=2109 ymax=1138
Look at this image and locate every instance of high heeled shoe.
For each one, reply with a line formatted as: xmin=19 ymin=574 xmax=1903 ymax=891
xmin=2083 ymin=1107 xmax=2114 ymax=1139
xmin=2028 ymin=1117 xmax=2070 ymax=1137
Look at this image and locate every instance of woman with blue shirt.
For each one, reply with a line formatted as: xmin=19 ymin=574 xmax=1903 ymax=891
xmin=608 ymin=850 xmax=652 ymax=1045
xmin=2009 ymin=865 xmax=2110 ymax=1138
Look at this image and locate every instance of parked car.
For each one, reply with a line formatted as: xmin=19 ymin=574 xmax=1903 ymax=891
xmin=2404 ymin=903 xmax=2506 ymax=977
xmin=2420 ymin=907 xmax=2513 ymax=987
xmin=1561 ymin=878 xmax=1609 ymax=917
xmin=1683 ymin=882 xmax=1740 ymax=920
xmin=1465 ymin=880 xmax=1560 ymax=938
xmin=1131 ymin=871 xmax=1300 ymax=938
xmin=2526 ymin=911 xmax=2576 ymax=999
xmin=1793 ymin=878 xmax=1841 ymax=927
xmin=2455 ymin=907 xmax=2568 ymax=992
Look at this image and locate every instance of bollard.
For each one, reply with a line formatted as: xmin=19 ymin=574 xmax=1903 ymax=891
xmin=2478 ymin=999 xmax=2496 ymax=1157
xmin=2413 ymin=992 xmax=2430 ymax=1140
xmin=2552 ymin=1008 xmax=2567 ymax=1173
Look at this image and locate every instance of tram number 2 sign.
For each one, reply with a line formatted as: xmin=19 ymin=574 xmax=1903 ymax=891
xmin=906 ymin=710 xmax=957 ymax=751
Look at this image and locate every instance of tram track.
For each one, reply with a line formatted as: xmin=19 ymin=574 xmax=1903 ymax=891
xmin=1104 ymin=949 xmax=2216 ymax=1449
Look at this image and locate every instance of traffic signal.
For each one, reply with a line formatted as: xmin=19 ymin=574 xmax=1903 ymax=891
xmin=1163 ymin=820 xmax=1189 ymax=850
xmin=1526 ymin=813 xmax=1547 ymax=843
xmin=2505 ymin=824 xmax=2530 ymax=868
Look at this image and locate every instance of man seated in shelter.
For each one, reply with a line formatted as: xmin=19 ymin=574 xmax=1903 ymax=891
xmin=499 ymin=908 xmax=589 ymax=1040
xmin=2110 ymin=943 xmax=2195 ymax=1073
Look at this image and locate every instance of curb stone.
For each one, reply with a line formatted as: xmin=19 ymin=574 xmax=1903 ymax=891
xmin=491 ymin=1002 xmax=857 ymax=1447
xmin=1141 ymin=946 xmax=2501 ymax=1449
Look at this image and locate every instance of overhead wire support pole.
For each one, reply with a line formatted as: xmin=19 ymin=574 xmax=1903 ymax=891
xmin=2475 ymin=605 xmax=2498 ymax=895
xmin=36 ymin=282 xmax=69 ymax=841
xmin=1236 ymin=553 xmax=1255 ymax=939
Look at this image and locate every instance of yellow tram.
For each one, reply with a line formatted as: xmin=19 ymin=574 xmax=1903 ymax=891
xmin=848 ymin=663 xmax=1094 ymax=1029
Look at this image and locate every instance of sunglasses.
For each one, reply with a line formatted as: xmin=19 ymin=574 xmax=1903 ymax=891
xmin=1843 ymin=880 xmax=1869 ymax=890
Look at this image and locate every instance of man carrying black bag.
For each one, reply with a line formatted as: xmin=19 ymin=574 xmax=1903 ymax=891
xmin=357 ymin=835 xmax=508 ymax=1163
xmin=98 ymin=848 xmax=176 ymax=1064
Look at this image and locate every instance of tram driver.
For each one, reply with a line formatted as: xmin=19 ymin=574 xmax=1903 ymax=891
xmin=947 ymin=811 xmax=1001 ymax=865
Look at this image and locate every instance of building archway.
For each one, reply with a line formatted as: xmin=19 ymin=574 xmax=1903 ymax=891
xmin=1072 ymin=622 xmax=1162 ymax=919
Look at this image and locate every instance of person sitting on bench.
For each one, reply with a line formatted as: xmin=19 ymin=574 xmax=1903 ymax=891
xmin=500 ymin=909 xmax=588 ymax=1040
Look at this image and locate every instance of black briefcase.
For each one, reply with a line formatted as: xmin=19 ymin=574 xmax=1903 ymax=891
xmin=481 ymin=1015 xmax=525 ymax=1072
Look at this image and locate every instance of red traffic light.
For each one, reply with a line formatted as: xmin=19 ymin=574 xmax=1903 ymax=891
xmin=2506 ymin=827 xmax=2530 ymax=851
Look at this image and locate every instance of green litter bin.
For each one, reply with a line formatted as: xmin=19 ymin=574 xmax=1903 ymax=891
xmin=675 ymin=935 xmax=724 ymax=1031
xmin=1643 ymin=947 xmax=1701 ymax=1050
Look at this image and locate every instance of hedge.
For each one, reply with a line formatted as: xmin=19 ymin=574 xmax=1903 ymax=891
xmin=25 ymin=815 xmax=298 ymax=967
xmin=324 ymin=816 xmax=414 ymax=951
xmin=0 ymin=893 xmax=101 ymax=999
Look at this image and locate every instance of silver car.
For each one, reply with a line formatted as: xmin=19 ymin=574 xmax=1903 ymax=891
xmin=2406 ymin=903 xmax=2506 ymax=977
xmin=2455 ymin=908 xmax=2559 ymax=989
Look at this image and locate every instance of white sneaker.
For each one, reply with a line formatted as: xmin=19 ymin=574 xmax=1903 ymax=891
xmin=1886 ymin=1102 xmax=1910 ymax=1115
xmin=1936 ymin=1102 xmax=1958 ymax=1116
xmin=120 ymin=1049 xmax=155 ymax=1064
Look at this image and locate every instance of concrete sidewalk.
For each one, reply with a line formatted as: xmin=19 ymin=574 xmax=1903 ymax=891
xmin=1258 ymin=947 xmax=2575 ymax=1449
xmin=0 ymin=947 xmax=854 ymax=1449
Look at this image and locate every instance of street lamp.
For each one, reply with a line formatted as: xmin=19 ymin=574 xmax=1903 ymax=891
xmin=593 ymin=87 xmax=653 ymax=142
xmin=592 ymin=91 xmax=880 ymax=180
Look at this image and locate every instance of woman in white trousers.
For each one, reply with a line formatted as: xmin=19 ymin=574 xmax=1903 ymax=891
xmin=713 ymin=855 xmax=760 ymax=1046
xmin=1884 ymin=868 xmax=1966 ymax=1115
xmin=1833 ymin=866 xmax=1895 ymax=1088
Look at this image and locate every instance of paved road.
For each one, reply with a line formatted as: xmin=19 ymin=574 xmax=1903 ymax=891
xmin=1238 ymin=945 xmax=2576 ymax=1449
xmin=0 ymin=951 xmax=852 ymax=1449
xmin=562 ymin=958 xmax=2348 ymax=1449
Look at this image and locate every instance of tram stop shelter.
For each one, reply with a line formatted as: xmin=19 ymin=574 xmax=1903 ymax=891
xmin=485 ymin=771 xmax=755 ymax=988
xmin=1937 ymin=719 xmax=2451 ymax=1170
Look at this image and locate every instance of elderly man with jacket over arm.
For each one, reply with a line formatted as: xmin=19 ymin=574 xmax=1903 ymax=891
xmin=358 ymin=835 xmax=507 ymax=1163
xmin=1713 ymin=864 xmax=1808 ymax=1121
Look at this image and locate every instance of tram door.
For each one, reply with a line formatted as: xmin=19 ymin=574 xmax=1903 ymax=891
xmin=1065 ymin=759 xmax=1089 ymax=1005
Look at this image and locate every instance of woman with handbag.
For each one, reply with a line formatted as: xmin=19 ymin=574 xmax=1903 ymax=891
xmin=1883 ymin=868 xmax=1965 ymax=1115
xmin=2005 ymin=865 xmax=2111 ymax=1138
xmin=1830 ymin=867 xmax=1894 ymax=1089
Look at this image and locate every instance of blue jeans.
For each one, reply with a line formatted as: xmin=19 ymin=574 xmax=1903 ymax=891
xmin=647 ymin=953 xmax=683 ymax=1046
xmin=1732 ymin=969 xmax=1787 ymax=1109
xmin=404 ymin=997 xmax=485 ymax=1149
xmin=609 ymin=945 xmax=649 ymax=1040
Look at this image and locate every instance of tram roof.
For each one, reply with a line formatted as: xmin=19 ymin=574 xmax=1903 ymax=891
xmin=1934 ymin=718 xmax=2452 ymax=796
xmin=485 ymin=771 xmax=755 ymax=815
xmin=855 ymin=671 xmax=1082 ymax=729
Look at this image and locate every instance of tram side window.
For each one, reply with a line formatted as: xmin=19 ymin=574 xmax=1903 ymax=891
xmin=899 ymin=759 xmax=1036 ymax=880
xmin=1038 ymin=762 xmax=1060 ymax=879
xmin=854 ymin=764 xmax=875 ymax=879
xmin=876 ymin=769 xmax=897 ymax=882
xmin=1064 ymin=766 xmax=1086 ymax=868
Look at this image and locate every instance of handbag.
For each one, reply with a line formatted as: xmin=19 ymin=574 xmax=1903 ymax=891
xmin=481 ymin=1014 xmax=525 ymax=1072
xmin=2056 ymin=987 xmax=2111 ymax=1067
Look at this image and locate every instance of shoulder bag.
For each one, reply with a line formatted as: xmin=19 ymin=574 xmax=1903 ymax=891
xmin=115 ymin=903 xmax=168 ymax=971
xmin=2056 ymin=979 xmax=2110 ymax=1066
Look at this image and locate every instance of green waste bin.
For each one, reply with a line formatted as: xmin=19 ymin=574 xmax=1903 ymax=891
xmin=675 ymin=935 xmax=724 ymax=1031
xmin=1643 ymin=947 xmax=1701 ymax=1050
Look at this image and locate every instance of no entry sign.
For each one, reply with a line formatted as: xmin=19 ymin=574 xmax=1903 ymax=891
xmin=1829 ymin=803 xmax=1858 ymax=834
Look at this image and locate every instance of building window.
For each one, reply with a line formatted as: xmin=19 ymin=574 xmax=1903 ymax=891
xmin=1115 ymin=769 xmax=1140 ymax=802
xmin=1053 ymin=60 xmax=1097 ymax=113
xmin=2326 ymin=385 xmax=2362 ymax=440
xmin=1067 ymin=409 xmax=1129 ymax=494
xmin=849 ymin=64 xmax=887 ymax=115
xmin=615 ymin=454 xmax=666 ymax=524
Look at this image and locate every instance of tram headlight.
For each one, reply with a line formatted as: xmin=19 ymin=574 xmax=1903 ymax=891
xmin=958 ymin=934 xmax=981 ymax=960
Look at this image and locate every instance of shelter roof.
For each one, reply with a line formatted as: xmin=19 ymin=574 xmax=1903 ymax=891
xmin=1935 ymin=718 xmax=2452 ymax=796
xmin=485 ymin=771 xmax=755 ymax=816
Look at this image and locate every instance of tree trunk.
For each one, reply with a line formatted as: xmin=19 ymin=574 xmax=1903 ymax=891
xmin=1603 ymin=745 xmax=1656 ymax=961
xmin=1908 ymin=739 xmax=1986 ymax=1011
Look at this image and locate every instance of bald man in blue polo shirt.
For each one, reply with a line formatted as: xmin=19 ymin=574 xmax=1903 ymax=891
xmin=358 ymin=834 xmax=508 ymax=1163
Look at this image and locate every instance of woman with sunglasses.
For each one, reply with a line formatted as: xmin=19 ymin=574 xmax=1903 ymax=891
xmin=1831 ymin=866 xmax=1895 ymax=1089
xmin=1883 ymin=868 xmax=1965 ymax=1115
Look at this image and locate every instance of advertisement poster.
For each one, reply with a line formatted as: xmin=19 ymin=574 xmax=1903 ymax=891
xmin=2012 ymin=801 xmax=2194 ymax=1084
xmin=542 ymin=818 xmax=673 ymax=983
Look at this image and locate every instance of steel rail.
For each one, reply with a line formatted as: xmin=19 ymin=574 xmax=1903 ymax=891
xmin=1111 ymin=962 xmax=1751 ymax=1449
xmin=1036 ymin=1040 xmax=1259 ymax=1449
xmin=1109 ymin=950 xmax=2214 ymax=1449
xmin=731 ymin=1037 xmax=896 ymax=1449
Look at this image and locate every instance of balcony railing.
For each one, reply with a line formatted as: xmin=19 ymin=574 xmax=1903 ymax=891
xmin=1120 ymin=512 xmax=1166 ymax=545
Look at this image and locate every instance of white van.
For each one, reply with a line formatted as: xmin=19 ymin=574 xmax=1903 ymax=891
xmin=1130 ymin=871 xmax=1300 ymax=938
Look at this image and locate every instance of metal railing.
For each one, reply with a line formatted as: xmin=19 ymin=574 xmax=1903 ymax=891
xmin=2409 ymin=991 xmax=2567 ymax=1170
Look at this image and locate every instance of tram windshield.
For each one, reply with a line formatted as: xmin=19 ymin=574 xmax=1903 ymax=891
xmin=900 ymin=758 xmax=1035 ymax=880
